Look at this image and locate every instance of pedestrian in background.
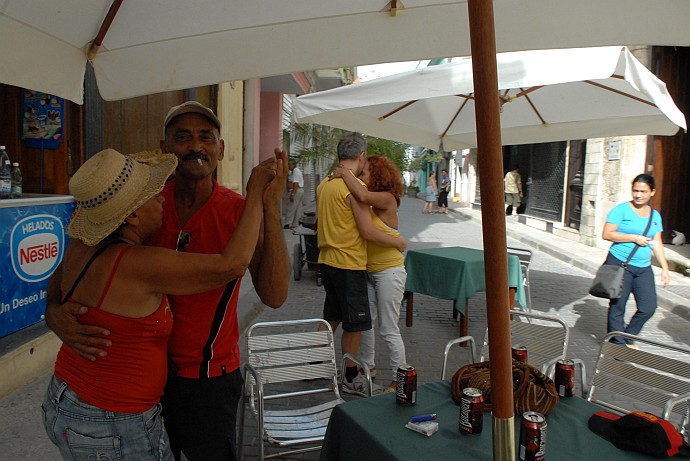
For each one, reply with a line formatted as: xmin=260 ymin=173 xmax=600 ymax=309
xmin=332 ymin=154 xmax=407 ymax=392
xmin=601 ymin=174 xmax=670 ymax=348
xmin=504 ymin=164 xmax=523 ymax=216
xmin=437 ymin=168 xmax=450 ymax=214
xmin=283 ymin=158 xmax=304 ymax=229
xmin=422 ymin=170 xmax=437 ymax=214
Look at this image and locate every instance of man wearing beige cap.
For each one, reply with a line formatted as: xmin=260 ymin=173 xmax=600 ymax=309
xmin=47 ymin=101 xmax=290 ymax=461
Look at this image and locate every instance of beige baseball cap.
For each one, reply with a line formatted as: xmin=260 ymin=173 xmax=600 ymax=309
xmin=164 ymin=101 xmax=221 ymax=131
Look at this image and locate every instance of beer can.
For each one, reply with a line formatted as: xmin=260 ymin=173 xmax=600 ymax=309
xmin=512 ymin=345 xmax=528 ymax=362
xmin=395 ymin=364 xmax=417 ymax=405
xmin=519 ymin=411 xmax=547 ymax=461
xmin=459 ymin=387 xmax=484 ymax=435
xmin=555 ymin=359 xmax=575 ymax=397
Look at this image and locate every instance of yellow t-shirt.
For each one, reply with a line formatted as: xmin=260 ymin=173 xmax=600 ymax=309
xmin=367 ymin=211 xmax=404 ymax=273
xmin=316 ymin=174 xmax=368 ymax=270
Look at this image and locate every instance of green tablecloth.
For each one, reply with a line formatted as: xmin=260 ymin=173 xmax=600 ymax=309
xmin=404 ymin=246 xmax=527 ymax=315
xmin=321 ymin=380 xmax=648 ymax=461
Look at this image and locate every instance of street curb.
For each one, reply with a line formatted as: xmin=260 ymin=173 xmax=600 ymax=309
xmin=0 ymin=331 xmax=59 ymax=400
xmin=450 ymin=207 xmax=690 ymax=322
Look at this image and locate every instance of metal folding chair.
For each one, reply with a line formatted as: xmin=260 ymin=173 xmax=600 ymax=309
xmin=238 ymin=318 xmax=369 ymax=460
xmin=507 ymin=246 xmax=533 ymax=312
xmin=441 ymin=311 xmax=582 ymax=383
xmin=587 ymin=332 xmax=690 ymax=441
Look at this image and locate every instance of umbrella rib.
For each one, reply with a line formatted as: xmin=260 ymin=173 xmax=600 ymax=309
xmin=510 ymin=86 xmax=545 ymax=100
xmin=379 ymin=100 xmax=418 ymax=121
xmin=87 ymin=0 xmax=124 ymax=60
xmin=442 ymin=97 xmax=471 ymax=138
xmin=584 ymin=79 xmax=656 ymax=107
xmin=519 ymin=88 xmax=548 ymax=126
xmin=499 ymin=86 xmax=547 ymax=125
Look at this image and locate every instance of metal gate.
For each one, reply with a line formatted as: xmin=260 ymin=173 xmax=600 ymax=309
xmin=503 ymin=142 xmax=566 ymax=222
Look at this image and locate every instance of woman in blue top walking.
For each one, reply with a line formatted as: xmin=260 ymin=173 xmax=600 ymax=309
xmin=601 ymin=174 xmax=670 ymax=347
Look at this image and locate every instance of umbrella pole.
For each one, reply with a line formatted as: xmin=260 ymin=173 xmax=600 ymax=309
xmin=467 ymin=1 xmax=515 ymax=460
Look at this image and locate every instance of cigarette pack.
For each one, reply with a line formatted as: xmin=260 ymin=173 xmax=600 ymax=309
xmin=405 ymin=420 xmax=439 ymax=437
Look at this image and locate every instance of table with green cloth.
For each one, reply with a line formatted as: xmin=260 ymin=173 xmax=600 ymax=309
xmin=320 ymin=380 xmax=648 ymax=461
xmin=404 ymin=247 xmax=526 ymax=335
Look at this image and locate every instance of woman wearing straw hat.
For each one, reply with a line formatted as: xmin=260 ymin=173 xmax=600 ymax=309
xmin=42 ymin=148 xmax=281 ymax=460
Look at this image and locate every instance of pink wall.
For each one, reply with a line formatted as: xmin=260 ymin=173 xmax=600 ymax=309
xmin=259 ymin=92 xmax=283 ymax=161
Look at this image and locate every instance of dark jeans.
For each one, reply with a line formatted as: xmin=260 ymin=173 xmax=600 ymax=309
xmin=162 ymin=369 xmax=243 ymax=461
xmin=605 ymin=253 xmax=657 ymax=345
xmin=438 ymin=190 xmax=449 ymax=208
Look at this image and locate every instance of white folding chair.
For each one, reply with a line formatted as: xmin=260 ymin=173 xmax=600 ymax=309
xmin=507 ymin=246 xmax=533 ymax=312
xmin=238 ymin=318 xmax=369 ymax=460
xmin=588 ymin=332 xmax=690 ymax=441
xmin=441 ymin=311 xmax=583 ymax=384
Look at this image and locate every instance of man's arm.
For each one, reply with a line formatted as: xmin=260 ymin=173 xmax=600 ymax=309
xmin=45 ymin=263 xmax=111 ymax=361
xmin=289 ymin=180 xmax=298 ymax=202
xmin=248 ymin=148 xmax=290 ymax=308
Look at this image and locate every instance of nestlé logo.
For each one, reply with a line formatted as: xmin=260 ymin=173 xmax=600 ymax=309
xmin=11 ymin=214 xmax=64 ymax=282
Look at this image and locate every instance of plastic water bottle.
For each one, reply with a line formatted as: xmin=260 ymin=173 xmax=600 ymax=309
xmin=0 ymin=146 xmax=10 ymax=199
xmin=10 ymin=162 xmax=22 ymax=198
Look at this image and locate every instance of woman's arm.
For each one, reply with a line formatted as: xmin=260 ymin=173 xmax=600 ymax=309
xmin=332 ymin=167 xmax=394 ymax=211
xmin=602 ymin=222 xmax=651 ymax=246
xmin=651 ymin=232 xmax=670 ymax=287
xmin=348 ymin=195 xmax=406 ymax=252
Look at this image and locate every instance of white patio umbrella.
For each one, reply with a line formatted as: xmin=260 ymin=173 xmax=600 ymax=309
xmin=294 ymin=46 xmax=687 ymax=151
xmin=297 ymin=42 xmax=687 ymax=460
xmin=2 ymin=0 xmax=690 ymax=104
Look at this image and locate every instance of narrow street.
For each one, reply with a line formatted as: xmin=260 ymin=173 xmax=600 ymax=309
xmin=1 ymin=196 xmax=688 ymax=460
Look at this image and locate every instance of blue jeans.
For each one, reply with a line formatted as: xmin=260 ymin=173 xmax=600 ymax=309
xmin=42 ymin=375 xmax=173 ymax=460
xmin=605 ymin=253 xmax=657 ymax=345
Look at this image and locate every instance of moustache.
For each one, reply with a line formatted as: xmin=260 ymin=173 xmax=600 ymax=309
xmin=182 ymin=152 xmax=209 ymax=162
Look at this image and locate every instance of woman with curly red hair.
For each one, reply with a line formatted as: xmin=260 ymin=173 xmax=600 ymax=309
xmin=332 ymin=155 xmax=407 ymax=392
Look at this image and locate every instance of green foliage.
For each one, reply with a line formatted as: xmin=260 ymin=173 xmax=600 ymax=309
xmin=365 ymin=137 xmax=409 ymax=173
xmin=291 ymin=122 xmax=410 ymax=174
xmin=291 ymin=123 xmax=345 ymax=171
xmin=407 ymin=151 xmax=442 ymax=173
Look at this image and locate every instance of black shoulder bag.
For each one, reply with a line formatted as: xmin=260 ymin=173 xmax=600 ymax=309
xmin=589 ymin=210 xmax=654 ymax=299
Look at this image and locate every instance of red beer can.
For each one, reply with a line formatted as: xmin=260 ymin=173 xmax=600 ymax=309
xmin=519 ymin=411 xmax=547 ymax=461
xmin=555 ymin=359 xmax=575 ymax=397
xmin=459 ymin=387 xmax=484 ymax=435
xmin=512 ymin=345 xmax=528 ymax=362
xmin=395 ymin=364 xmax=417 ymax=405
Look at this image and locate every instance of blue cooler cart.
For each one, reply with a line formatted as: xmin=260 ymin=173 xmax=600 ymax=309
xmin=0 ymin=194 xmax=74 ymax=338
xmin=292 ymin=212 xmax=322 ymax=286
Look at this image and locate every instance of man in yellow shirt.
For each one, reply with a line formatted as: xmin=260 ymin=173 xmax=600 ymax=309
xmin=317 ymin=132 xmax=406 ymax=397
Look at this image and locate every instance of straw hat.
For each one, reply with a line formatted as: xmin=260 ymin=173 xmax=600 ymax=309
xmin=67 ymin=148 xmax=177 ymax=246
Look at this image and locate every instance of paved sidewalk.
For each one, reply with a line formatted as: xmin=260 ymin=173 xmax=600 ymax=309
xmin=1 ymin=196 xmax=689 ymax=460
